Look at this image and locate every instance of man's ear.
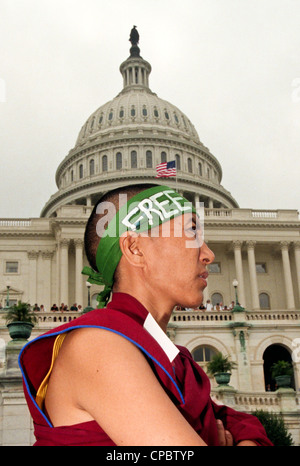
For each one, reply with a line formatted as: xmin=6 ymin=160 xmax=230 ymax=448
xmin=119 ymin=232 xmax=144 ymax=267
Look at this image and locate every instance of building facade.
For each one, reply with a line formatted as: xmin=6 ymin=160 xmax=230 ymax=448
xmin=0 ymin=32 xmax=300 ymax=445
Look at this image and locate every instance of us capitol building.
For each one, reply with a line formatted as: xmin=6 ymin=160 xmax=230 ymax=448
xmin=0 ymin=28 xmax=299 ymax=445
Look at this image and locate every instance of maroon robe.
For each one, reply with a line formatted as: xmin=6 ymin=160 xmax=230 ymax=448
xmin=19 ymin=293 xmax=272 ymax=446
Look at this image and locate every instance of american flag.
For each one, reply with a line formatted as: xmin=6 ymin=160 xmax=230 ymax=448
xmin=155 ymin=160 xmax=176 ymax=178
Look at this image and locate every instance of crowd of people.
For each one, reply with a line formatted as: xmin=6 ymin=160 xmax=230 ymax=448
xmin=175 ymin=299 xmax=237 ymax=311
xmin=32 ymin=303 xmax=83 ymax=312
xmin=32 ymin=300 xmax=238 ymax=313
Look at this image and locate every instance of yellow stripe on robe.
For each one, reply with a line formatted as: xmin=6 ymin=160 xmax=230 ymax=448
xmin=36 ymin=333 xmax=67 ymax=410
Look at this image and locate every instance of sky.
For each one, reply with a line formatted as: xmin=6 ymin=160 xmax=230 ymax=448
xmin=0 ymin=0 xmax=300 ymax=218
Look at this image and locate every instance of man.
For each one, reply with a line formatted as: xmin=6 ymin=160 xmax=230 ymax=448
xmin=19 ymin=184 xmax=272 ymax=446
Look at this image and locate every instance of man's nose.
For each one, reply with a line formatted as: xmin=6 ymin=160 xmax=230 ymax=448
xmin=200 ymin=242 xmax=215 ymax=265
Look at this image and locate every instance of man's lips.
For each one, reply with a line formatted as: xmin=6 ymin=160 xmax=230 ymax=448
xmin=198 ymin=271 xmax=209 ymax=286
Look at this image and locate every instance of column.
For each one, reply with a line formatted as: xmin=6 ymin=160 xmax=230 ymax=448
xmin=194 ymin=192 xmax=200 ymax=208
xmin=293 ymin=242 xmax=300 ymax=304
xmin=74 ymin=238 xmax=84 ymax=307
xmin=208 ymin=198 xmax=214 ymax=209
xmin=41 ymin=250 xmax=54 ymax=310
xmin=232 ymin=241 xmax=246 ymax=307
xmin=280 ymin=241 xmax=295 ymax=310
xmin=246 ymin=241 xmax=260 ymax=310
xmin=60 ymin=238 xmax=70 ymax=306
xmin=27 ymin=250 xmax=39 ymax=306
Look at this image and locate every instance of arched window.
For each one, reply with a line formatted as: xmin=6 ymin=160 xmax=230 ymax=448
xmin=108 ymin=111 xmax=113 ymax=121
xmin=116 ymin=152 xmax=122 ymax=170
xmin=263 ymin=344 xmax=294 ymax=391
xmin=188 ymin=157 xmax=193 ymax=173
xmin=89 ymin=159 xmax=95 ymax=176
xmin=102 ymin=155 xmax=108 ymax=172
xmin=131 ymin=106 xmax=136 ymax=117
xmin=175 ymin=154 xmax=181 ymax=170
xmin=119 ymin=108 xmax=124 ymax=118
xmin=161 ymin=151 xmax=167 ymax=163
xmin=259 ymin=293 xmax=270 ymax=310
xmin=192 ymin=345 xmax=217 ymax=365
xmin=198 ymin=162 xmax=202 ymax=176
xmin=79 ymin=164 xmax=83 ymax=179
xmin=211 ymin=292 xmax=223 ymax=307
xmin=154 ymin=108 xmax=159 ymax=118
xmin=131 ymin=150 xmax=137 ymax=168
xmin=142 ymin=106 xmax=148 ymax=117
xmin=146 ymin=150 xmax=152 ymax=168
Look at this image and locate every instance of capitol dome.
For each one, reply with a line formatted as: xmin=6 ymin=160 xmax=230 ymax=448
xmin=41 ymin=29 xmax=238 ymax=218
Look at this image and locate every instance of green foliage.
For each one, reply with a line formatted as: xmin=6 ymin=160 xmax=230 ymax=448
xmin=206 ymin=352 xmax=237 ymax=376
xmin=4 ymin=301 xmax=37 ymax=325
xmin=271 ymin=360 xmax=293 ymax=378
xmin=254 ymin=410 xmax=294 ymax=446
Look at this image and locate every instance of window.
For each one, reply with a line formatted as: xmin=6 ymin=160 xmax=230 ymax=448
xmin=188 ymin=157 xmax=193 ymax=173
xmin=131 ymin=150 xmax=137 ymax=168
xmin=161 ymin=151 xmax=167 ymax=163
xmin=119 ymin=108 xmax=124 ymax=118
xmin=175 ymin=154 xmax=181 ymax=170
xmin=192 ymin=345 xmax=217 ymax=363
xmin=108 ymin=111 xmax=113 ymax=121
xmin=164 ymin=111 xmax=169 ymax=120
xmin=90 ymin=116 xmax=95 ymax=130
xmin=70 ymin=170 xmax=74 ymax=182
xmin=208 ymin=263 xmax=221 ymax=273
xmin=154 ymin=108 xmax=159 ymax=118
xmin=116 ymin=152 xmax=122 ymax=170
xmin=198 ymin=162 xmax=202 ymax=176
xmin=207 ymin=168 xmax=210 ymax=178
xmin=256 ymin=263 xmax=267 ymax=273
xmin=102 ymin=155 xmax=108 ymax=172
xmin=89 ymin=159 xmax=95 ymax=176
xmin=5 ymin=261 xmax=18 ymax=273
xmin=211 ymin=292 xmax=223 ymax=307
xmin=142 ymin=106 xmax=147 ymax=117
xmin=79 ymin=164 xmax=83 ymax=179
xmin=131 ymin=106 xmax=136 ymax=117
xmin=146 ymin=150 xmax=152 ymax=168
xmin=259 ymin=293 xmax=270 ymax=310
xmin=174 ymin=113 xmax=179 ymax=123
xmin=99 ymin=114 xmax=103 ymax=124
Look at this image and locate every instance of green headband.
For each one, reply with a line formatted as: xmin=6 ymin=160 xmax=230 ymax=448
xmin=82 ymin=185 xmax=195 ymax=308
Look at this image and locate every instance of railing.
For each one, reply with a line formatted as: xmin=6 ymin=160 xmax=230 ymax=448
xmin=33 ymin=311 xmax=80 ymax=327
xmin=170 ymin=309 xmax=300 ymax=324
xmin=246 ymin=310 xmax=300 ymax=321
xmin=211 ymin=390 xmax=280 ymax=410
xmin=0 ymin=219 xmax=32 ymax=227
xmin=171 ymin=310 xmax=233 ymax=323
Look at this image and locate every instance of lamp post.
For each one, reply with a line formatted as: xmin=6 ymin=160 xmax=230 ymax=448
xmin=83 ymin=281 xmax=94 ymax=314
xmin=5 ymin=278 xmax=11 ymax=309
xmin=232 ymin=279 xmax=245 ymax=312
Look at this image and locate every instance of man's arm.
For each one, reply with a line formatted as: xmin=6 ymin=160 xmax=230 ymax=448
xmin=47 ymin=327 xmax=208 ymax=446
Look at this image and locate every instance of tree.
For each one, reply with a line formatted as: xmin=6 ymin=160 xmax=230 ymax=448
xmin=254 ymin=410 xmax=294 ymax=446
